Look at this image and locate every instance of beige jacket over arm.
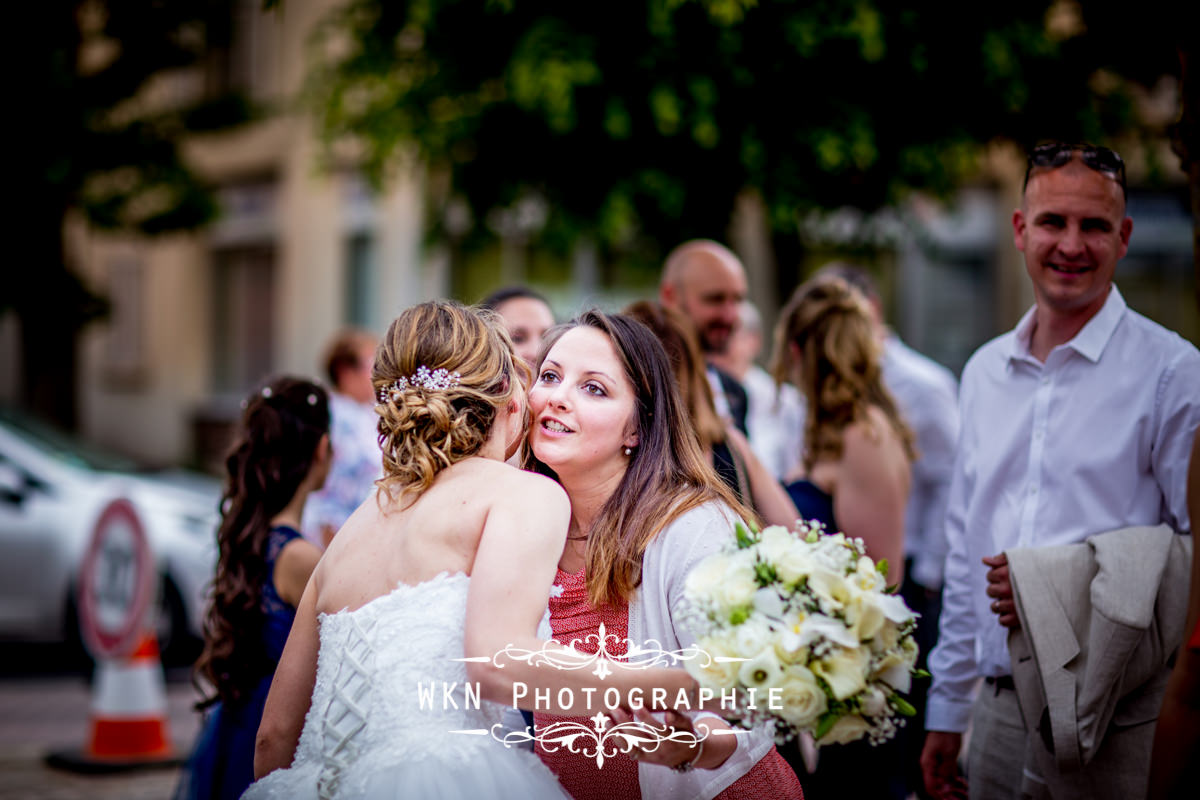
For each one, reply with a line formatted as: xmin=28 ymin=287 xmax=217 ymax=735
xmin=1006 ymin=524 xmax=1192 ymax=800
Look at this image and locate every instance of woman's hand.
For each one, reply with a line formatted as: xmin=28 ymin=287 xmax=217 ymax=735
xmin=608 ymin=706 xmax=737 ymax=771
xmin=610 ymin=707 xmax=702 ymax=770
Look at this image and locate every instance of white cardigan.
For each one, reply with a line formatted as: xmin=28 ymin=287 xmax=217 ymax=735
xmin=629 ymin=501 xmax=776 ymax=799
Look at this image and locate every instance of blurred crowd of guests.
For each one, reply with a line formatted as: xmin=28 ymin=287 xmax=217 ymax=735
xmin=183 ymin=142 xmax=1199 ymax=800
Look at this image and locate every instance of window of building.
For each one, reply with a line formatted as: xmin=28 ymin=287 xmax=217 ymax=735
xmin=345 ymin=233 xmax=377 ymax=329
xmin=211 ymin=246 xmax=275 ymax=394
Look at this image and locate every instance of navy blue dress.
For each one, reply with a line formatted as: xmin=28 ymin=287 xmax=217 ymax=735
xmin=785 ymin=479 xmax=837 ymax=531
xmin=782 ymin=479 xmax=908 ymax=800
xmin=176 ymin=525 xmax=302 ymax=800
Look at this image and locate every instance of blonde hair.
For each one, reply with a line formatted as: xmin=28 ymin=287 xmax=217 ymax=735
xmin=374 ymin=301 xmax=523 ymax=506
xmin=772 ymin=277 xmax=916 ymax=470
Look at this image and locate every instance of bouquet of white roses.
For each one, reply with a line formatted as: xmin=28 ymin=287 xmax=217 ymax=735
xmin=683 ymin=519 xmax=922 ymax=746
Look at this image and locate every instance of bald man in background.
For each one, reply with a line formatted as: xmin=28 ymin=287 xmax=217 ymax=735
xmin=660 ymin=239 xmax=751 ymax=434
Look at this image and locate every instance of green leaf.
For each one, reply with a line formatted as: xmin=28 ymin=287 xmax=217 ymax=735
xmin=889 ymin=694 xmax=917 ymax=717
xmin=912 ymin=668 xmax=931 ymax=680
xmin=814 ymin=710 xmax=840 ymax=740
xmin=754 ymin=562 xmax=777 ymax=586
xmin=875 ymin=558 xmax=889 ymax=577
xmin=729 ymin=607 xmax=750 ymax=625
xmin=734 ymin=521 xmax=756 ymax=549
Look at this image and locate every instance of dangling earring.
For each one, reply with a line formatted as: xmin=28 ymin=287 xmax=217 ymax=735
xmin=624 ymin=446 xmax=633 ymax=456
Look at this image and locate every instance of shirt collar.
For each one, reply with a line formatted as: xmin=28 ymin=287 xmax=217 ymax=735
xmin=1009 ymin=285 xmax=1127 ymax=365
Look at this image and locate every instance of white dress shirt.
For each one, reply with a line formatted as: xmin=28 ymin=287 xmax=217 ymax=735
xmin=926 ymin=287 xmax=1200 ymax=733
xmin=741 ymin=365 xmax=806 ymax=482
xmin=882 ymin=336 xmax=960 ymax=590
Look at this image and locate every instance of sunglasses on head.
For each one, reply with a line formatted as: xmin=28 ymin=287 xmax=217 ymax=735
xmin=1023 ymin=142 xmax=1127 ymax=198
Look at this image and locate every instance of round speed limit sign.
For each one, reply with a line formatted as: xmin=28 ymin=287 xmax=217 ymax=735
xmin=78 ymin=498 xmax=155 ymax=660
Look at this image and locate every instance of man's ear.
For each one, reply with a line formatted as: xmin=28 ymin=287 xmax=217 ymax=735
xmin=1012 ymin=208 xmax=1027 ymax=253
xmin=659 ymin=281 xmax=676 ymax=307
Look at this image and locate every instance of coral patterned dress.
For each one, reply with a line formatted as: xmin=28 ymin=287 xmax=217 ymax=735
xmin=535 ymin=567 xmax=803 ymax=800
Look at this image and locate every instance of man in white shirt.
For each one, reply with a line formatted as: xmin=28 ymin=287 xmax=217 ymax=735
xmin=921 ymin=143 xmax=1200 ymax=800
xmin=660 ymin=240 xmax=750 ymax=434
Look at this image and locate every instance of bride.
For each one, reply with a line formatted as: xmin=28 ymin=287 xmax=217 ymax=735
xmin=246 ymin=301 xmax=694 ymax=799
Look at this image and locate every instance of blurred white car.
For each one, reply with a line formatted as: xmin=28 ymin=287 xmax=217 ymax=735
xmin=0 ymin=409 xmax=219 ymax=663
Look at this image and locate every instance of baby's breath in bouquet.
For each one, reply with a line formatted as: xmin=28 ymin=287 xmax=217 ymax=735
xmin=683 ymin=520 xmax=924 ymax=746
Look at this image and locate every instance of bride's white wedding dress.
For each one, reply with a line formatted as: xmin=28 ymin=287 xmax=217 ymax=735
xmin=244 ymin=572 xmax=567 ymax=799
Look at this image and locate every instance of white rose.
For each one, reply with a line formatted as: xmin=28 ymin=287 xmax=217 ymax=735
xmin=738 ymin=647 xmax=784 ymax=690
xmin=757 ymin=525 xmax=796 ymax=564
xmin=718 ymin=550 xmax=759 ymax=611
xmin=687 ymin=633 xmax=741 ymax=689
xmin=776 ymin=665 xmax=828 ymax=729
xmin=775 ymin=541 xmax=817 ymax=584
xmin=859 ymin=685 xmax=887 ymax=717
xmin=818 ymin=713 xmax=872 ymax=745
xmin=685 ymin=553 xmax=730 ymax=604
xmin=732 ymin=616 xmax=772 ymax=656
xmin=812 ymin=645 xmax=870 ymax=701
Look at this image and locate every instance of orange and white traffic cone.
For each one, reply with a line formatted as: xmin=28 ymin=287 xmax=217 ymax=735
xmin=47 ymin=630 xmax=180 ymax=773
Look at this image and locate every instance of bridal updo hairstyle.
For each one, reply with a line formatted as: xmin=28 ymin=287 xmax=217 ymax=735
xmin=197 ymin=376 xmax=330 ymax=707
xmin=525 ymin=309 xmax=753 ymax=608
xmin=772 ymin=276 xmax=915 ymax=471
xmin=374 ymin=300 xmax=523 ymax=505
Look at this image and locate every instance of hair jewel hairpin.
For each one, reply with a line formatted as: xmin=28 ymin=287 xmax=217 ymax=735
xmin=378 ymin=365 xmax=462 ymax=403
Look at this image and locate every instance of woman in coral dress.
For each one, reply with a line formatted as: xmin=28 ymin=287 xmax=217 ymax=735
xmin=526 ymin=310 xmax=803 ymax=799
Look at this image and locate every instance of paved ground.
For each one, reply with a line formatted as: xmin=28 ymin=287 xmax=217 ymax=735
xmin=0 ymin=644 xmax=203 ymax=799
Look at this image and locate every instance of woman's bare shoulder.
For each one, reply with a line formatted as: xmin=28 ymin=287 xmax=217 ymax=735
xmin=461 ymin=459 xmax=570 ymax=509
xmin=841 ymin=408 xmax=909 ymax=477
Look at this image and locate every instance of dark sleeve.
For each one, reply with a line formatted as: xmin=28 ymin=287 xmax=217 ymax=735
xmin=716 ymin=367 xmax=749 ymax=435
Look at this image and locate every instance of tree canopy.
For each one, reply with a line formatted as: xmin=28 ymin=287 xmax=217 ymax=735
xmin=16 ymin=1 xmax=251 ymax=425
xmin=306 ymin=0 xmax=1174 ymax=263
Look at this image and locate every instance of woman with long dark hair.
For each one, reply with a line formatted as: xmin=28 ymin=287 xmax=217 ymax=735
xmin=177 ymin=376 xmax=331 ymax=800
xmin=525 ymin=309 xmax=803 ymax=799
